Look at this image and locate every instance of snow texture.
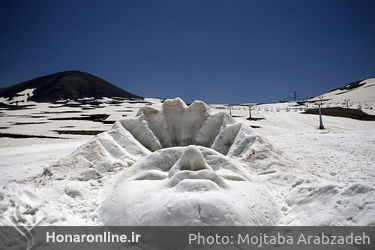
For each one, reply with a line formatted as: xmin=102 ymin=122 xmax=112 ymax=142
xmin=47 ymin=98 xmax=268 ymax=182
xmin=0 ymin=97 xmax=374 ymax=226
xmin=101 ymin=146 xmax=280 ymax=226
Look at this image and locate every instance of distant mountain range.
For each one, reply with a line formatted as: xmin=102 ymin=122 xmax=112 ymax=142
xmin=0 ymin=71 xmax=143 ymax=102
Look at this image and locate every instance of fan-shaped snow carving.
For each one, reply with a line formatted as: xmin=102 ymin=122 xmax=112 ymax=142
xmin=50 ymin=98 xmax=265 ymax=181
xmin=122 ymin=98 xmax=256 ymax=155
xmin=123 ymin=98 xmax=235 ymax=151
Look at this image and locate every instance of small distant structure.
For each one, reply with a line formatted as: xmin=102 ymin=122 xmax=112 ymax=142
xmin=225 ymin=103 xmax=255 ymax=119
xmin=280 ymin=90 xmax=301 ymax=102
xmin=314 ymin=97 xmax=328 ymax=129
xmin=305 ymin=98 xmax=330 ymax=129
xmin=318 ymin=101 xmax=325 ymax=129
xmin=344 ymin=99 xmax=350 ymax=109
xmin=224 ymin=104 xmax=235 ymax=116
xmin=293 ymin=90 xmax=298 ymax=102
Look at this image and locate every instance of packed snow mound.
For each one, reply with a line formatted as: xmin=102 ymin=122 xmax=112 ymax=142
xmin=286 ymin=182 xmax=375 ymax=225
xmin=48 ymin=98 xmax=266 ymax=181
xmin=101 ymin=145 xmax=280 ymax=226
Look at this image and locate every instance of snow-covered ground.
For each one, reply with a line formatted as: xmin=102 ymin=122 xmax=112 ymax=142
xmin=249 ymin=107 xmax=375 ymax=183
xmin=0 ymin=139 xmax=86 ymax=185
xmin=310 ymin=77 xmax=375 ymax=115
xmin=0 ymin=82 xmax=374 ymax=226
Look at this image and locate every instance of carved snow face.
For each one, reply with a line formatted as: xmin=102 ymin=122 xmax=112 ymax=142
xmin=100 ymin=145 xmax=280 ymax=226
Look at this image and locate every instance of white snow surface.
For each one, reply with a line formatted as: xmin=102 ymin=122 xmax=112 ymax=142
xmin=0 ymin=88 xmax=36 ymax=104
xmin=0 ymin=140 xmax=85 ymax=185
xmin=0 ymin=96 xmax=374 ymax=226
xmin=101 ymin=146 xmax=280 ymax=226
xmin=310 ymin=78 xmax=375 ymax=115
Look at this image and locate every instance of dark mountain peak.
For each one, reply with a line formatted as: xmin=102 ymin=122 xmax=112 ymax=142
xmin=0 ymin=71 xmax=143 ymax=102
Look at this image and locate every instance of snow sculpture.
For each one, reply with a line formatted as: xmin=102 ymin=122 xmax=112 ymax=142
xmin=49 ymin=98 xmax=280 ymax=225
xmin=50 ymin=98 xmax=268 ymax=181
xmin=100 ymin=145 xmax=280 ymax=225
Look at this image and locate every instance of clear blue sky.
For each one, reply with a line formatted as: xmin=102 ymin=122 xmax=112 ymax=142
xmin=1 ymin=0 xmax=374 ymax=104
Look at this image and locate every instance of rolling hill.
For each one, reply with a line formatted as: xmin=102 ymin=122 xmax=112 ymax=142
xmin=0 ymin=70 xmax=143 ymax=102
xmin=309 ymin=77 xmax=375 ymax=105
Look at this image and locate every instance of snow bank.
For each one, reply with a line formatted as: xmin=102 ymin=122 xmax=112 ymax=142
xmin=284 ymin=181 xmax=375 ymax=225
